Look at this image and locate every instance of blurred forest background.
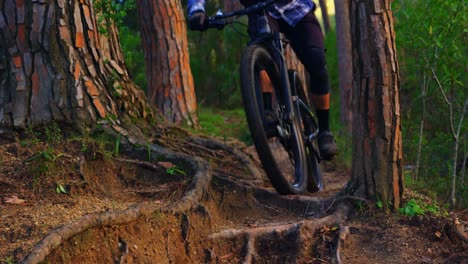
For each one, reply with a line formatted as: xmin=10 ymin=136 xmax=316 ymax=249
xmin=116 ymin=0 xmax=466 ymax=208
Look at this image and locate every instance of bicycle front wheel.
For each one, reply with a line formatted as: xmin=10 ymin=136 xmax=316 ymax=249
xmin=240 ymin=45 xmax=309 ymax=194
xmin=288 ymin=70 xmax=323 ymax=192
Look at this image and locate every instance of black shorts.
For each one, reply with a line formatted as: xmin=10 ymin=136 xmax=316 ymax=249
xmin=277 ymin=11 xmax=324 ymax=50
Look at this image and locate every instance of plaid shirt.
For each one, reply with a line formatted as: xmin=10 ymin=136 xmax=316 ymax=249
xmin=188 ymin=0 xmax=316 ymax=26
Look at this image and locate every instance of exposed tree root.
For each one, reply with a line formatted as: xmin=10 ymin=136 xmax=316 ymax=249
xmin=452 ymin=216 xmax=468 ymax=243
xmin=114 ymin=157 xmax=163 ymax=172
xmin=22 ymin=203 xmax=154 ymax=264
xmin=22 ymin=140 xmax=212 ymax=264
xmin=117 ymin=238 xmax=129 ymax=264
xmin=187 ymin=136 xmax=265 ymax=181
xmin=128 ymin=133 xmax=213 ymax=213
xmin=214 ymin=173 xmax=262 ymax=188
xmin=314 ymin=195 xmax=369 ymax=218
xmin=213 ymin=173 xmax=359 ymax=218
xmin=332 ymin=226 xmax=350 ymax=264
xmin=20 ymin=125 xmax=355 ymax=263
xmin=209 ymin=206 xmax=351 ymax=263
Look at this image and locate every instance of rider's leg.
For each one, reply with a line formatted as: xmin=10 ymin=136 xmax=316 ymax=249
xmin=297 ymin=47 xmax=338 ymax=160
xmin=278 ymin=11 xmax=338 ymax=159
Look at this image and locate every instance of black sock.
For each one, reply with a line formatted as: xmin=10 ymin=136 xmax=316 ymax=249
xmin=316 ymin=109 xmax=329 ymax=132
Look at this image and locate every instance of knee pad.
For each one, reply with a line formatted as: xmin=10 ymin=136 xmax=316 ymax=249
xmin=299 ymin=47 xmax=330 ymax=95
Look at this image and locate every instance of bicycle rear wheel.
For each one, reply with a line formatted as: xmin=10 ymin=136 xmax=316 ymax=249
xmin=240 ymin=45 xmax=309 ymax=194
xmin=288 ymin=70 xmax=323 ymax=192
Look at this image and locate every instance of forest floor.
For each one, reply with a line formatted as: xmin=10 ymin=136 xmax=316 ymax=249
xmin=0 ymin=127 xmax=466 ymax=264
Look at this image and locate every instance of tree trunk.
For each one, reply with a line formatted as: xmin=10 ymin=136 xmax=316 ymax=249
xmin=450 ymin=99 xmax=467 ymax=207
xmin=348 ymin=0 xmax=404 ymax=209
xmin=318 ymin=0 xmax=331 ymax=33
xmin=460 ymin=136 xmax=467 ymax=205
xmin=136 ymin=0 xmax=199 ymax=128
xmin=0 ymin=0 xmax=152 ymax=130
xmin=414 ymin=74 xmax=429 ymax=184
xmin=334 ymin=0 xmax=353 ymax=130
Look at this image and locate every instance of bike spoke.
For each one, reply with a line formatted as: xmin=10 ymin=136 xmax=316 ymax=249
xmin=267 ymin=137 xmax=295 ymax=183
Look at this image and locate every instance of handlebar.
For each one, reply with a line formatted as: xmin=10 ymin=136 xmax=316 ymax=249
xmin=204 ymin=0 xmax=280 ymax=30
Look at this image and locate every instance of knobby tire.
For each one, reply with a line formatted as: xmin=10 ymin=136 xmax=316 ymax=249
xmin=240 ymin=45 xmax=309 ymax=194
xmin=288 ymin=70 xmax=323 ymax=192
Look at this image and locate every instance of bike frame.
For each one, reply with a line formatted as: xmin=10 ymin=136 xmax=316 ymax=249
xmin=205 ymin=0 xmax=323 ymax=193
xmin=206 ymin=0 xmax=320 ymax=148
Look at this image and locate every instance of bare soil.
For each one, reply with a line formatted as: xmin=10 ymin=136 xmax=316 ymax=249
xmin=0 ymin=129 xmax=466 ymax=263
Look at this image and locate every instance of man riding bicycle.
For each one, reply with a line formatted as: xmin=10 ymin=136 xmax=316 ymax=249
xmin=187 ymin=0 xmax=338 ymax=160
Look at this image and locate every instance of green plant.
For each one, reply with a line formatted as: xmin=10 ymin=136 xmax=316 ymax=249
xmin=166 ymin=166 xmax=187 ymax=177
xmin=119 ymin=26 xmax=147 ymax=91
xmin=187 ymin=107 xmax=251 ymax=144
xmin=55 ymin=183 xmax=68 ymax=194
xmin=109 ymin=70 xmax=124 ymax=97
xmin=81 ymin=140 xmax=88 ymax=153
xmin=399 ymin=198 xmax=448 ymax=217
xmin=393 ymin=0 xmax=467 ymax=208
xmin=26 ymin=148 xmax=64 ymax=163
xmin=94 ymin=0 xmax=135 ymax=35
xmin=26 ymin=147 xmax=65 ymax=188
xmin=355 ymin=200 xmax=366 ymax=213
xmin=44 ymin=122 xmax=63 ymax=142
xmin=71 ymin=133 xmax=108 ymax=160
xmin=376 ymin=201 xmax=384 ymax=209
xmin=114 ymin=134 xmax=121 ymax=157
xmin=399 ymin=199 xmax=425 ymax=216
xmin=21 ymin=126 xmax=41 ymax=146
xmin=151 ymin=211 xmax=164 ymax=221
xmin=2 ymin=256 xmax=15 ymax=264
xmin=147 ymin=143 xmax=151 ymax=162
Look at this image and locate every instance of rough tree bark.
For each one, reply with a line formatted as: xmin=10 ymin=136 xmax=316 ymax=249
xmin=334 ymin=0 xmax=353 ymax=130
xmin=0 ymin=0 xmax=152 ymax=130
xmin=136 ymin=0 xmax=199 ymax=128
xmin=348 ymin=0 xmax=404 ymax=209
xmin=318 ymin=0 xmax=331 ymax=33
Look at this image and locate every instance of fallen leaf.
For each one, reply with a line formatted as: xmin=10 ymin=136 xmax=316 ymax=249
xmin=434 ymin=231 xmax=442 ymax=238
xmin=4 ymin=195 xmax=26 ymax=205
xmin=158 ymin=161 xmax=173 ymax=169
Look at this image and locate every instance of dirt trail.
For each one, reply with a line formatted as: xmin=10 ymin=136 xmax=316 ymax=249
xmin=0 ymin=130 xmax=466 ymax=263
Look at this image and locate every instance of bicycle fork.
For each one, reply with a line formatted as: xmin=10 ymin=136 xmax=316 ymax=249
xmin=289 ymin=70 xmax=322 ymax=162
xmin=272 ymin=33 xmax=294 ymax=123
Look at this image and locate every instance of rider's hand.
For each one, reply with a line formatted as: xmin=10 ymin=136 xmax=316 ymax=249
xmin=188 ymin=11 xmax=206 ymax=31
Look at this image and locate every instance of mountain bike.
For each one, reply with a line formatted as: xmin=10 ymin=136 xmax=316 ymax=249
xmin=204 ymin=0 xmax=323 ymax=194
